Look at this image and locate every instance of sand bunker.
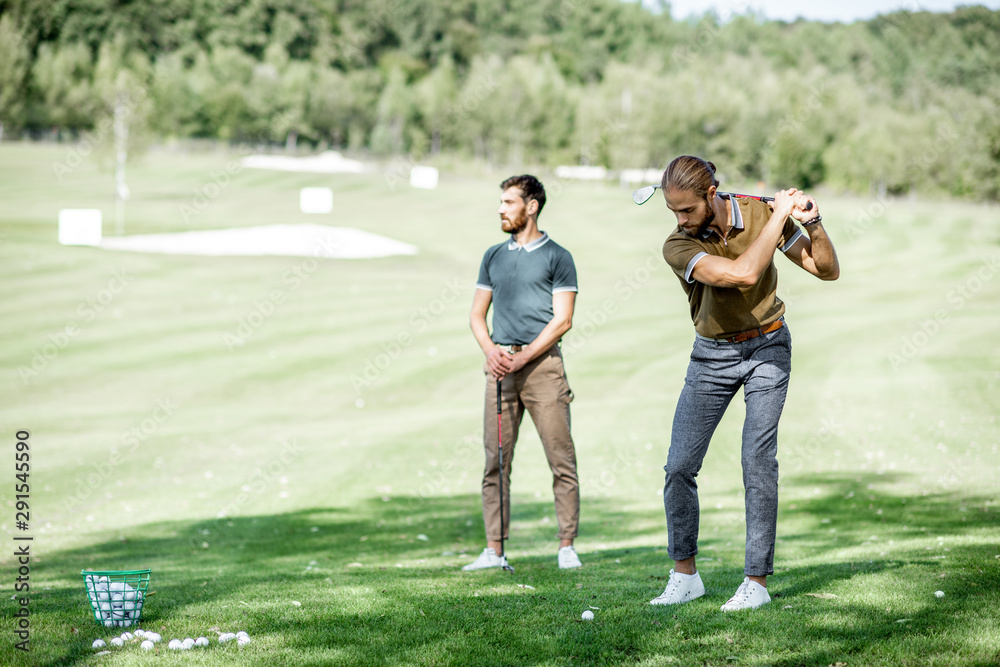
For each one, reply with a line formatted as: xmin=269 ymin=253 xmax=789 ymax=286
xmin=99 ymin=224 xmax=418 ymax=259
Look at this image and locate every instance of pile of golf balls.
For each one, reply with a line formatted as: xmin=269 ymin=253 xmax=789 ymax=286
xmin=91 ymin=630 xmax=161 ymax=650
xmin=218 ymin=631 xmax=251 ymax=646
xmin=84 ymin=575 xmax=144 ymax=627
xmin=91 ymin=628 xmax=251 ymax=652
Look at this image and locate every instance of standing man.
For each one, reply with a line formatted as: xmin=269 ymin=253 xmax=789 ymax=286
xmin=464 ymin=174 xmax=583 ymax=572
xmin=649 ymin=156 xmax=839 ymax=610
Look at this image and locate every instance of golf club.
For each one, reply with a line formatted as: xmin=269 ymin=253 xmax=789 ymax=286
xmin=496 ymin=377 xmax=514 ymax=573
xmin=631 ymin=184 xmax=812 ymax=211
xmin=632 ymin=183 xmax=660 ymax=205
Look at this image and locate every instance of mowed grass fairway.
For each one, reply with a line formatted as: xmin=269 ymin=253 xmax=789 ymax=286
xmin=1 ymin=143 xmax=999 ymax=666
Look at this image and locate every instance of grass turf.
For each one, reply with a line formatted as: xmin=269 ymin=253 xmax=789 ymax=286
xmin=1 ymin=143 xmax=998 ymax=665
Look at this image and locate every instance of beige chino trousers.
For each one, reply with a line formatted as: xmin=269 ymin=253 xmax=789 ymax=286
xmin=481 ymin=344 xmax=580 ymax=541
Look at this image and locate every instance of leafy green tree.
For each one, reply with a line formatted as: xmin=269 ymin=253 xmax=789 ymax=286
xmin=242 ymin=42 xmax=316 ymax=148
xmin=454 ymin=54 xmax=507 ymax=163
xmin=4 ymin=0 xmax=1000 ymax=199
xmin=148 ymin=51 xmax=204 ymax=138
xmin=370 ymin=67 xmax=412 ymax=155
xmin=31 ymin=41 xmax=96 ymax=131
xmin=305 ymin=65 xmax=350 ymax=146
xmin=195 ymin=46 xmax=256 ymax=140
xmin=90 ymin=34 xmax=154 ymax=195
xmin=0 ymin=14 xmax=29 ymax=139
xmin=273 ymin=57 xmax=317 ymax=150
xmin=415 ymin=55 xmax=458 ymax=155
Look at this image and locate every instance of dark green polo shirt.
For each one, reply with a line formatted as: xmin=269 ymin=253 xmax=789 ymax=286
xmin=476 ymin=232 xmax=578 ymax=345
xmin=662 ymin=194 xmax=804 ymax=339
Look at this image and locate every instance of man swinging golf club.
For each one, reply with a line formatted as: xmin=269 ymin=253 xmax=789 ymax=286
xmin=464 ymin=174 xmax=583 ymax=572
xmin=649 ymin=156 xmax=839 ymax=610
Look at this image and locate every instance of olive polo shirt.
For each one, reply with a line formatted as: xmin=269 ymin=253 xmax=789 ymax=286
xmin=662 ymin=194 xmax=804 ymax=339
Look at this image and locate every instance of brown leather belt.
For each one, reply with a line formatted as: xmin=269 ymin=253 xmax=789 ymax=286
xmin=723 ymin=319 xmax=783 ymax=343
xmin=498 ymin=344 xmax=523 ymax=353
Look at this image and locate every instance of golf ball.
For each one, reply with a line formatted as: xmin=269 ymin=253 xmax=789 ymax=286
xmin=935 ymin=590 xmax=945 ymax=598
xmin=146 ymin=632 xmax=162 ymax=643
xmin=581 ymin=610 xmax=594 ymax=621
xmin=219 ymin=633 xmax=236 ymax=643
xmin=195 ymin=637 xmax=210 ymax=647
xmin=168 ymin=639 xmax=183 ymax=650
xmin=110 ymin=637 xmax=124 ymax=647
xmin=236 ymin=631 xmax=249 ymax=640
xmin=238 ymin=636 xmax=251 ymax=647
xmin=92 ymin=639 xmax=106 ymax=649
xmin=141 ymin=640 xmax=154 ymax=651
xmin=120 ymin=632 xmax=134 ymax=641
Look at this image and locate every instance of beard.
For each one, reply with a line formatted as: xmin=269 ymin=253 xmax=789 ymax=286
xmin=501 ymin=213 xmax=528 ymax=235
xmin=685 ymin=196 xmax=716 ymax=237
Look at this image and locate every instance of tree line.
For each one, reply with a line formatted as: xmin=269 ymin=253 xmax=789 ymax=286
xmin=0 ymin=0 xmax=998 ymax=199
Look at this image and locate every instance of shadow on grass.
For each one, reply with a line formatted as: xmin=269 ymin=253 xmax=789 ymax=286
xmin=21 ymin=478 xmax=1000 ymax=666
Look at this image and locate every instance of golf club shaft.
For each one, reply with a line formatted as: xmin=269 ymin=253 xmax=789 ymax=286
xmin=632 ymin=183 xmax=812 ymax=211
xmin=496 ymin=377 xmax=505 ymax=561
xmin=731 ymin=194 xmax=813 ymax=211
xmin=633 ymin=183 xmax=811 ymax=210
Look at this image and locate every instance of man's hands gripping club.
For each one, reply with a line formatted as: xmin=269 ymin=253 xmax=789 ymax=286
xmin=486 ymin=346 xmax=519 ymax=379
xmin=769 ymin=188 xmax=819 ymax=224
xmin=471 ymin=290 xmax=576 ymax=381
xmin=688 ymin=188 xmax=819 ymax=289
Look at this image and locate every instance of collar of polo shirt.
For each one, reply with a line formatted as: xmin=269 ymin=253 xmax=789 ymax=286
xmin=698 ymin=193 xmax=745 ymax=240
xmin=507 ymin=231 xmax=551 ymax=252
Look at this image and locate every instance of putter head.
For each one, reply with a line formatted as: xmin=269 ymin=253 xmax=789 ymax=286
xmin=631 ymin=183 xmax=660 ymax=205
xmin=501 ymin=560 xmax=515 ymax=573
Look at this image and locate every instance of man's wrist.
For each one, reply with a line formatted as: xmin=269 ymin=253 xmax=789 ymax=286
xmin=802 ymin=214 xmax=822 ymax=227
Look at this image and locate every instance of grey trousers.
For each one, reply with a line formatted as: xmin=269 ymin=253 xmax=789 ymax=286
xmin=663 ymin=324 xmax=791 ymax=576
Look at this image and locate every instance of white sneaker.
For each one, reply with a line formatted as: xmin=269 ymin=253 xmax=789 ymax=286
xmin=557 ymin=546 xmax=582 ymax=569
xmin=462 ymin=548 xmax=511 ymax=571
xmin=649 ymin=569 xmax=705 ymax=605
xmin=720 ymin=578 xmax=771 ymax=611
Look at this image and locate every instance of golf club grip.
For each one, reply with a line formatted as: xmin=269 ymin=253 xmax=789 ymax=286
xmin=755 ymin=195 xmax=813 ymax=211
